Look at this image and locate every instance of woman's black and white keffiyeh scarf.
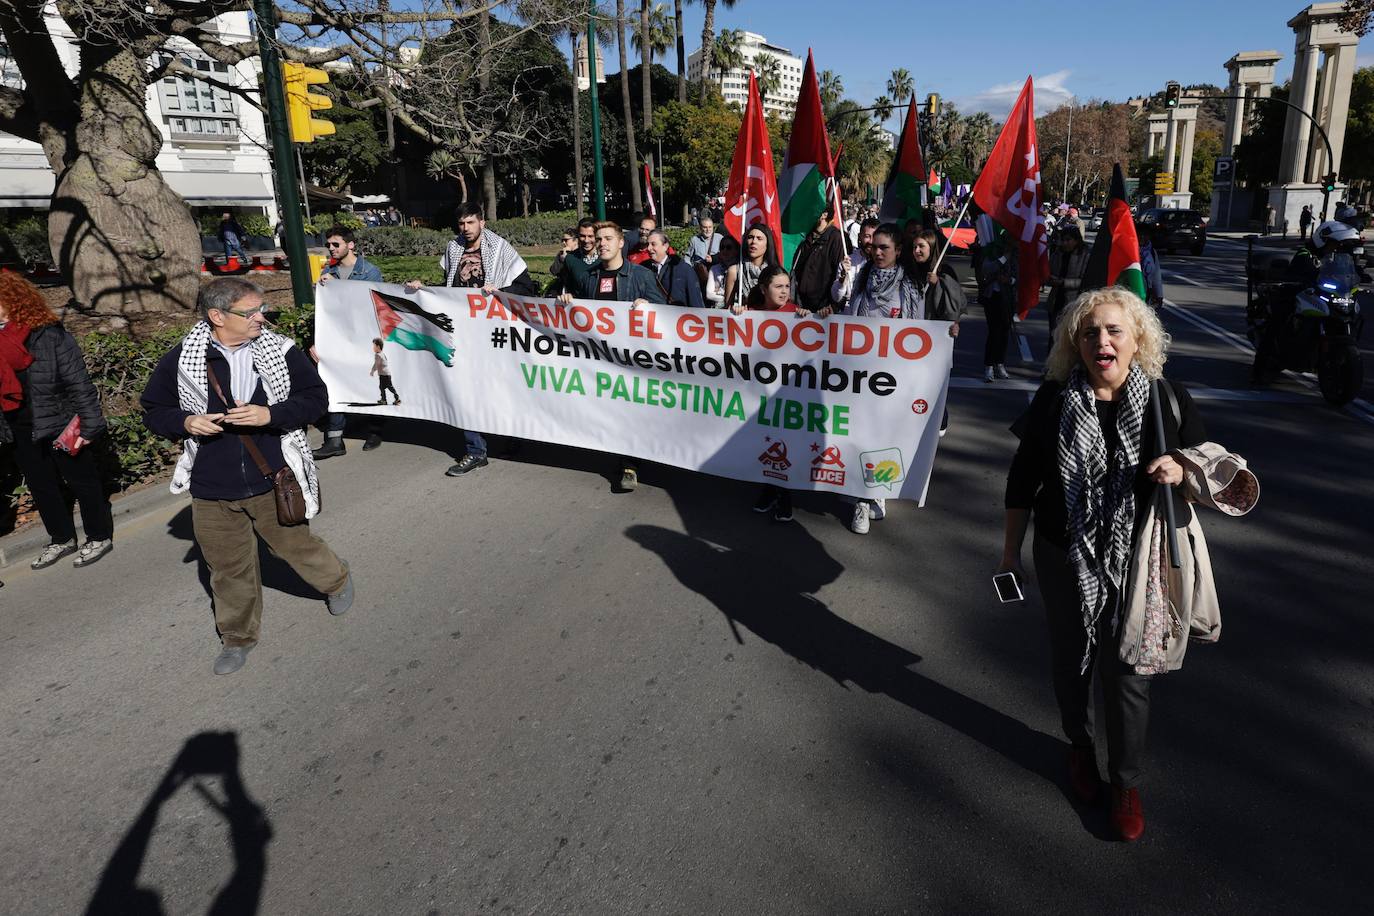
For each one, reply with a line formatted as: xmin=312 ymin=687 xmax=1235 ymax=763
xmin=852 ymin=265 xmax=924 ymax=319
xmin=170 ymin=321 xmax=320 ymax=518
xmin=1058 ymin=362 xmax=1150 ymax=672
xmin=441 ymin=228 xmax=529 ymax=289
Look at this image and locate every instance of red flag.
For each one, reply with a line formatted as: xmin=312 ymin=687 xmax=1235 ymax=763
xmin=723 ymin=71 xmax=782 ymax=255
xmin=972 ymin=76 xmax=1050 ymax=317
xmin=642 ymin=163 xmax=657 ymax=218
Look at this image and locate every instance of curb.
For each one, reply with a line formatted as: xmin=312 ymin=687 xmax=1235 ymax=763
xmin=0 ymin=476 xmax=187 ymax=569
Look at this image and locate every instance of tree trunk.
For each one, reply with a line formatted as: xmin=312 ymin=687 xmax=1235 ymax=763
xmin=48 ymin=47 xmax=198 ymax=330
xmin=570 ymin=37 xmax=584 ymax=219
xmin=477 ymin=7 xmax=498 ymax=220
xmin=640 ymin=2 xmax=652 ymax=137
xmin=699 ymin=2 xmax=716 ymax=103
xmin=616 ymin=0 xmax=642 ymax=212
xmin=521 ymin=179 xmax=531 ymax=217
xmin=673 ymin=0 xmax=686 ymax=104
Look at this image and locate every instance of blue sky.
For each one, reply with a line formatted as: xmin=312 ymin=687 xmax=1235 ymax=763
xmin=596 ymin=0 xmax=1373 ymax=118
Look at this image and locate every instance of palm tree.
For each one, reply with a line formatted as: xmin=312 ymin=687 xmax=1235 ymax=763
xmin=697 ymin=0 xmax=739 ymax=102
xmin=712 ymin=28 xmax=745 ymax=80
xmin=673 ymin=0 xmax=691 ymax=103
xmin=819 ymin=69 xmax=844 ymax=116
xmin=635 ymin=2 xmax=672 ymax=135
xmin=871 ymin=95 xmax=893 ymax=125
xmin=886 ymin=67 xmax=913 ymax=129
xmin=426 ymin=149 xmax=471 ymax=205
xmin=962 ymin=111 xmax=995 ymax=170
xmin=615 ymin=0 xmax=643 ymax=210
xmin=754 ymin=52 xmax=781 ymax=103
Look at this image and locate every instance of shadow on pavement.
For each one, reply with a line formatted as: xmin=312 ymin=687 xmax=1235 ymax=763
xmin=166 ymin=507 xmax=321 ymax=605
xmin=83 ymin=732 xmax=271 ymax=916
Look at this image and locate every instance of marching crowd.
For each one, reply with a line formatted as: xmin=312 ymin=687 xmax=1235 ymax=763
xmin=0 ymin=193 xmax=1260 ymax=845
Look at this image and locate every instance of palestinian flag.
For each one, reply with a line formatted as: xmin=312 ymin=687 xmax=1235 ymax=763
xmin=928 ymin=169 xmax=941 ymax=194
xmin=371 ymin=289 xmax=455 ymax=366
xmin=1082 ymin=164 xmax=1146 ymax=299
xmin=877 ymin=99 xmax=926 ymax=228
xmin=779 ymin=50 xmax=836 ymax=270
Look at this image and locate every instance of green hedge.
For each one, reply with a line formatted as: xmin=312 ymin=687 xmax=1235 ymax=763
xmin=1 ymin=216 xmax=51 ymax=264
xmin=357 ymin=226 xmax=452 ymax=257
xmin=664 ymin=226 xmax=694 ymax=254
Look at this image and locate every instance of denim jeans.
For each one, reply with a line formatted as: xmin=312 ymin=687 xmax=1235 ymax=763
xmin=222 ymin=234 xmax=245 ymax=259
xmin=462 ymin=429 xmax=486 ymax=458
xmin=326 ymin=412 xmax=346 ymax=434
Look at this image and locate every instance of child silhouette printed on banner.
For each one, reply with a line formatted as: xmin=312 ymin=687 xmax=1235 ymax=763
xmin=370 ymin=338 xmax=401 ymax=406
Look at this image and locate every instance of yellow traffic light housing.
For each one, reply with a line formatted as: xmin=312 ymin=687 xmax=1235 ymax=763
xmin=926 ymin=93 xmax=940 ymax=118
xmin=283 ymin=61 xmax=336 ymax=143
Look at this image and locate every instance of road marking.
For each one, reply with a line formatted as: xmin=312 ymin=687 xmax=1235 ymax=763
xmin=1159 ymin=286 xmax=1374 ymax=429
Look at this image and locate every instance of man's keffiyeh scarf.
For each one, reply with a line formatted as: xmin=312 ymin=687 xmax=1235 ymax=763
xmin=1058 ymin=362 xmax=1150 ymax=672
xmin=442 ymin=228 xmax=528 ymax=289
xmin=171 ymin=321 xmax=320 ymax=519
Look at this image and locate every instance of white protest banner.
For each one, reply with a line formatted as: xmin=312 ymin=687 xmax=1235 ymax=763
xmin=314 ymin=283 xmax=953 ymax=503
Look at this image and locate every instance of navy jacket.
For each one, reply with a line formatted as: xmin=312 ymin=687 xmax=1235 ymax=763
xmin=140 ymin=339 xmax=327 ymax=502
xmin=649 ymin=254 xmax=705 ymax=308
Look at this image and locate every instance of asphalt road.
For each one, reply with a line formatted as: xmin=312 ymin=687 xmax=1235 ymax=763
xmin=2 ymin=243 xmax=1372 ymax=914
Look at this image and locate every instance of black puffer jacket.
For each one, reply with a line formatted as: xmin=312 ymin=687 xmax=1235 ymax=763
xmin=14 ymin=323 xmax=106 ymax=441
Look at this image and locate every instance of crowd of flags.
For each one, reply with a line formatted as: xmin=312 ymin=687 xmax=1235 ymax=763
xmin=721 ymin=53 xmax=1145 ymax=317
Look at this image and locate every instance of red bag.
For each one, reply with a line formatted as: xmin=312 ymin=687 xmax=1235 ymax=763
xmin=53 ymin=414 xmax=83 ymax=455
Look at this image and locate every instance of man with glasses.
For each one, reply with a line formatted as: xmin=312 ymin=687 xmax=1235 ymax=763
xmin=315 ymin=225 xmax=384 ymax=458
xmin=141 ymin=277 xmax=354 ymax=677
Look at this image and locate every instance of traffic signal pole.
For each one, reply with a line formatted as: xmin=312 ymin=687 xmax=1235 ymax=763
xmin=253 ymin=0 xmax=314 ymax=307
xmin=586 ymin=7 xmax=606 ymax=220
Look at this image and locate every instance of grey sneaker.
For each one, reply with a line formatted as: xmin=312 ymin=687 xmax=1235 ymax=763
xmin=995 ymin=364 xmax=1011 ymax=380
xmin=870 ymin=498 xmax=886 ymax=521
xmin=213 ymin=645 xmax=253 ymax=676
xmin=73 ymin=539 xmax=113 ymax=568
xmin=32 ymin=540 xmax=77 ymax=570
xmin=619 ymin=467 xmax=639 ymax=492
xmin=326 ymin=566 xmax=354 ymax=616
xmin=850 ymin=500 xmax=871 ymax=535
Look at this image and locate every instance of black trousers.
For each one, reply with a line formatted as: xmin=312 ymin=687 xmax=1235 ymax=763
xmin=1033 ymin=535 xmax=1151 ymax=789
xmin=983 ymin=287 xmax=1014 ymax=367
xmin=9 ymin=423 xmax=113 ymax=543
xmin=377 ymin=374 xmax=399 ymax=400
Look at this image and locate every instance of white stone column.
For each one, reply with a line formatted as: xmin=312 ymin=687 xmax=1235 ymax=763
xmin=1177 ymin=119 xmax=1198 ymax=193
xmin=1322 ymin=43 xmax=1356 ymax=178
xmin=1222 ymin=78 xmax=1243 ymax=155
xmin=1280 ymin=43 xmax=1320 ymax=184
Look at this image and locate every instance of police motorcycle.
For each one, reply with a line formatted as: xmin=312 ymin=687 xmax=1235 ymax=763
xmin=1247 ymin=220 xmax=1368 ymax=406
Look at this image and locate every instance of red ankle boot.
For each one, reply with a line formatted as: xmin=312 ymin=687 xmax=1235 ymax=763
xmin=1068 ymin=746 xmax=1101 ymax=804
xmin=1111 ymin=786 xmax=1145 ymax=841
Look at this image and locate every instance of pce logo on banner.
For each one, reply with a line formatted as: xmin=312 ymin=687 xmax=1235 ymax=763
xmin=861 ymin=448 xmax=905 ymax=491
xmin=758 ymin=439 xmax=792 ymax=481
xmin=810 ymin=445 xmax=846 ymax=485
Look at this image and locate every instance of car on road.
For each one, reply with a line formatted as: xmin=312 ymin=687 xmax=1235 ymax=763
xmin=1085 ymin=208 xmax=1106 ymax=231
xmin=1139 ymin=208 xmax=1207 ymax=255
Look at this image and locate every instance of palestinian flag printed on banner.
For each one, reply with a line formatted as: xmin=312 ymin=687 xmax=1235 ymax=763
xmin=1082 ymin=163 xmax=1146 ymax=299
xmin=371 ymin=289 xmax=456 ymax=367
xmin=877 ymin=100 xmax=927 ymax=228
xmin=778 ymin=50 xmax=836 ymax=270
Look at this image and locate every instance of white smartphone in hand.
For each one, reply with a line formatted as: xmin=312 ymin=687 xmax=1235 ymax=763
xmin=993 ymin=572 xmax=1024 ymax=603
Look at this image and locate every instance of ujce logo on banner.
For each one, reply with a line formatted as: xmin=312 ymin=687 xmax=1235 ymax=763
xmin=810 ymin=446 xmax=846 ymax=485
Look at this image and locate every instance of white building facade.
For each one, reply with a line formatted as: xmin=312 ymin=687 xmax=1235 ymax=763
xmin=687 ymin=31 xmax=802 ymax=116
xmin=0 ymin=11 xmax=277 ymax=224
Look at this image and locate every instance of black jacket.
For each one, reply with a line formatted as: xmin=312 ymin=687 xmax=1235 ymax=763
xmin=1005 ymin=378 xmax=1207 ymax=550
xmin=140 ymin=339 xmax=327 ymax=502
xmin=649 ymin=254 xmax=705 ymax=308
xmin=792 ymin=225 xmax=846 ymax=310
xmin=9 ymin=323 xmax=106 ymax=441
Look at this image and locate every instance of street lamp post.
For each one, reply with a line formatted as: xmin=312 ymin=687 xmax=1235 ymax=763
xmin=586 ymin=9 xmax=606 ymax=220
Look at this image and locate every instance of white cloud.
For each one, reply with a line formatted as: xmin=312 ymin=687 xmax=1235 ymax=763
xmin=954 ymin=70 xmax=1074 ymax=120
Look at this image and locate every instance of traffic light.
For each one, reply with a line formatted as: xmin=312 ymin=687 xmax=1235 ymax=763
xmin=283 ymin=61 xmax=336 ymax=143
xmin=1164 ymin=82 xmax=1181 ymax=108
xmin=926 ymin=93 xmax=940 ymax=118
xmin=1323 ymin=172 xmax=1338 ymax=193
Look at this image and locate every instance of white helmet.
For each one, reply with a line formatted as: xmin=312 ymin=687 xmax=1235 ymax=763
xmin=1311 ymin=219 xmax=1359 ymax=251
xmin=1335 ymin=204 xmax=1359 ymax=223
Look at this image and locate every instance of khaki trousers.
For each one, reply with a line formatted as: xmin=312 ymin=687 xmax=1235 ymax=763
xmin=192 ymin=491 xmax=348 ymax=648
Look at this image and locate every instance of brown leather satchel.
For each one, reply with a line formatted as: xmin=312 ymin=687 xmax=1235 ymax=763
xmin=205 ymin=366 xmax=310 ymax=526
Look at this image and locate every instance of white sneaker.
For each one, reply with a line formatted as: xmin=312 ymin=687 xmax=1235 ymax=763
xmin=850 ymin=500 xmax=871 ymax=534
xmin=871 ymin=498 xmax=886 ymax=521
xmin=995 ymin=364 xmax=1011 ymax=379
xmin=984 ymin=367 xmax=995 ymax=383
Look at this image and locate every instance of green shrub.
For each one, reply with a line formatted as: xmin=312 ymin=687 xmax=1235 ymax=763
xmin=487 ymin=210 xmax=578 ymax=247
xmin=2 ymin=216 xmax=51 ymax=263
xmin=664 ymin=226 xmax=694 ymax=254
xmin=304 ymin=210 xmax=364 ymax=234
xmin=357 ymin=225 xmax=450 ymax=257
xmin=239 ymin=213 xmax=273 ymax=237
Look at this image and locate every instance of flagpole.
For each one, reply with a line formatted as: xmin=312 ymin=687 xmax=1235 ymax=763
xmin=829 ymin=177 xmax=849 ymax=257
xmin=930 ymin=195 xmax=972 ymax=276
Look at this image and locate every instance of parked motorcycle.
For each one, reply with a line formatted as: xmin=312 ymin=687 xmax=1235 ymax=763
xmin=1248 ymin=238 xmax=1367 ymax=406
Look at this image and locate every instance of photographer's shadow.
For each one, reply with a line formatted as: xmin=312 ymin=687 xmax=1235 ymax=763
xmin=84 ymin=731 xmax=272 ymax=916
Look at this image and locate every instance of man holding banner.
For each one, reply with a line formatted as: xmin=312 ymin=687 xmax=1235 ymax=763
xmin=405 ymin=202 xmax=537 ymax=477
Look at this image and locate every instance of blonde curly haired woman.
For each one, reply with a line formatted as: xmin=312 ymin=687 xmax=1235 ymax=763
xmin=999 ymin=287 xmax=1207 ymax=842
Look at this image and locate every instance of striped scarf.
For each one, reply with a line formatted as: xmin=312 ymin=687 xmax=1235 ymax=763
xmin=170 ymin=321 xmax=320 ymax=519
xmin=1058 ymin=363 xmax=1149 ymax=673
